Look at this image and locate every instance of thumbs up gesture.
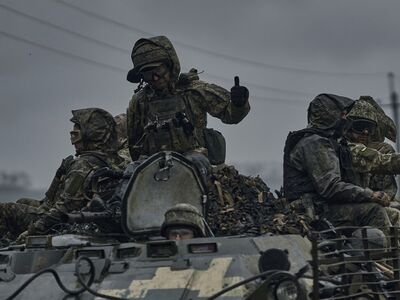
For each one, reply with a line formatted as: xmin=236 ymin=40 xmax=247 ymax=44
xmin=230 ymin=76 xmax=249 ymax=107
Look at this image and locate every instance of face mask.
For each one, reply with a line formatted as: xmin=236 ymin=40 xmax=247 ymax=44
xmin=70 ymin=129 xmax=82 ymax=145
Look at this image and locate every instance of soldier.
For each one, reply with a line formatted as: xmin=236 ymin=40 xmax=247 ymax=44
xmin=347 ymin=96 xmax=398 ymax=199
xmin=0 ymin=155 xmax=74 ymax=241
xmin=345 ymin=97 xmax=400 ymax=225
xmin=283 ymin=94 xmax=392 ymax=232
xmin=160 ymin=203 xmax=209 ymax=240
xmin=25 ymin=108 xmax=126 ymax=236
xmin=126 ymin=36 xmax=250 ymax=175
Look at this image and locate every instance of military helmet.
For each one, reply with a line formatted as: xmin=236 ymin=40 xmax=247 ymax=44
xmin=127 ymin=36 xmax=181 ymax=83
xmin=160 ymin=203 xmax=206 ymax=238
xmin=307 ymin=93 xmax=355 ymax=130
xmin=349 ymin=96 xmax=397 ymax=143
xmin=347 ymin=98 xmax=379 ymax=124
xmin=70 ymin=108 xmax=118 ymax=153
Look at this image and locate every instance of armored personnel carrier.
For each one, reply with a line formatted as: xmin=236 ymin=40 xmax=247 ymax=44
xmin=1 ymin=152 xmax=399 ymax=299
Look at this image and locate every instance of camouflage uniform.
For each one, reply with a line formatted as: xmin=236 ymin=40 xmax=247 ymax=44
xmin=346 ymin=96 xmax=400 ymax=226
xmin=126 ymin=36 xmax=250 ymax=162
xmin=349 ymin=142 xmax=400 ymax=191
xmin=28 ymin=108 xmax=126 ymax=235
xmin=369 ymin=142 xmax=398 ymax=199
xmin=0 ymin=155 xmax=73 ymax=240
xmin=347 ymin=96 xmax=398 ymax=199
xmin=283 ymin=94 xmax=391 ymax=231
xmin=114 ymin=113 xmax=131 ymax=164
xmin=0 ymin=203 xmax=41 ymax=240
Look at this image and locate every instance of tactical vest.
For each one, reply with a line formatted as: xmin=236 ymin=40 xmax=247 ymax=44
xmin=283 ymin=128 xmax=359 ymax=201
xmin=142 ymin=94 xmax=199 ymax=155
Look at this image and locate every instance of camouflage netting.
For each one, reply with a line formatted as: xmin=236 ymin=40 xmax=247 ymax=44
xmin=206 ymin=165 xmax=312 ymax=236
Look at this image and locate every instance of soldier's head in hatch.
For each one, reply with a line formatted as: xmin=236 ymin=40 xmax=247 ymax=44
xmin=127 ymin=36 xmax=180 ymax=91
xmin=161 ymin=203 xmax=206 ymax=241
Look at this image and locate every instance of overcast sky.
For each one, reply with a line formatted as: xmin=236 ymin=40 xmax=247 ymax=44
xmin=1 ymin=0 xmax=400 ymax=191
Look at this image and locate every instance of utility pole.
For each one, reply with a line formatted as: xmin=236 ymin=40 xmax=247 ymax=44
xmin=388 ymin=72 xmax=400 ymax=152
xmin=388 ymin=72 xmax=400 ymax=198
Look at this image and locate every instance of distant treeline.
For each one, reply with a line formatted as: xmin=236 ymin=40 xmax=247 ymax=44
xmin=0 ymin=171 xmax=31 ymax=190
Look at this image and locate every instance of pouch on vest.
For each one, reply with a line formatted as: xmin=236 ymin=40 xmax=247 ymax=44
xmin=203 ymin=128 xmax=226 ymax=165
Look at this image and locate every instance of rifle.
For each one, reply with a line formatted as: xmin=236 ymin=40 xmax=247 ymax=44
xmin=66 ymin=210 xmax=120 ymax=224
xmin=66 ymin=194 xmax=122 ymax=224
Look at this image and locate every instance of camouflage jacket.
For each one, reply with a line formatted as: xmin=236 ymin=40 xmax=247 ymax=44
xmin=15 ymin=155 xmax=74 ymax=212
xmin=127 ymin=80 xmax=250 ymax=160
xmin=117 ymin=138 xmax=132 ymax=165
xmin=29 ymin=151 xmax=126 ymax=234
xmin=349 ymin=141 xmax=398 ymax=198
xmin=349 ymin=142 xmax=400 ymax=175
xmin=286 ymin=134 xmax=374 ymax=203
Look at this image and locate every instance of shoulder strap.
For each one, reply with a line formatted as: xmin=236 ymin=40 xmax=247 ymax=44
xmin=79 ymin=152 xmax=111 ymax=169
xmin=338 ymin=139 xmax=360 ymax=184
xmin=284 ymin=128 xmax=329 ymax=162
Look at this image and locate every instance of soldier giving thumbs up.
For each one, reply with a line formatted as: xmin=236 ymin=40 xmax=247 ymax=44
xmin=230 ymin=76 xmax=249 ymax=107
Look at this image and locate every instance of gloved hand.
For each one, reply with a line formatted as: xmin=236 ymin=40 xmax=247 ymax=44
xmin=55 ymin=155 xmax=74 ymax=178
xmin=390 ymin=201 xmax=400 ymax=209
xmin=86 ymin=195 xmax=106 ymax=212
xmin=230 ymin=76 xmax=249 ymax=107
xmin=371 ymin=191 xmax=391 ymax=207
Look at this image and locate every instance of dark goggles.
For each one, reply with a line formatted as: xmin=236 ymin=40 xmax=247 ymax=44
xmin=351 ymin=119 xmax=377 ymax=135
xmin=140 ymin=64 xmax=169 ymax=82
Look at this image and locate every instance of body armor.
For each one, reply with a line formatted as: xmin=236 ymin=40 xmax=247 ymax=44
xmin=142 ymin=94 xmax=199 ymax=155
xmin=284 ymin=128 xmax=359 ymax=201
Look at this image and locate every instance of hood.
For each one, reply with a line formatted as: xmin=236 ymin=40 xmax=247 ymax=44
xmin=127 ymin=36 xmax=181 ymax=84
xmin=350 ymin=96 xmax=396 ymax=143
xmin=347 ymin=98 xmax=380 ymax=124
xmin=70 ymin=108 xmax=117 ymax=153
xmin=307 ymin=93 xmax=355 ymax=131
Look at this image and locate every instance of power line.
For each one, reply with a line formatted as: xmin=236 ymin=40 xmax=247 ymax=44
xmin=54 ymin=0 xmax=387 ymax=77
xmin=204 ymin=73 xmax=314 ymax=97
xmin=1 ymin=29 xmax=306 ymax=106
xmin=0 ymin=30 xmax=307 ymax=105
xmin=0 ymin=3 xmax=129 ymax=55
xmin=0 ymin=29 xmax=312 ymax=100
xmin=0 ymin=29 xmax=126 ymax=73
xmin=0 ymin=3 xmax=313 ymax=97
xmin=252 ymin=95 xmax=307 ymax=105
